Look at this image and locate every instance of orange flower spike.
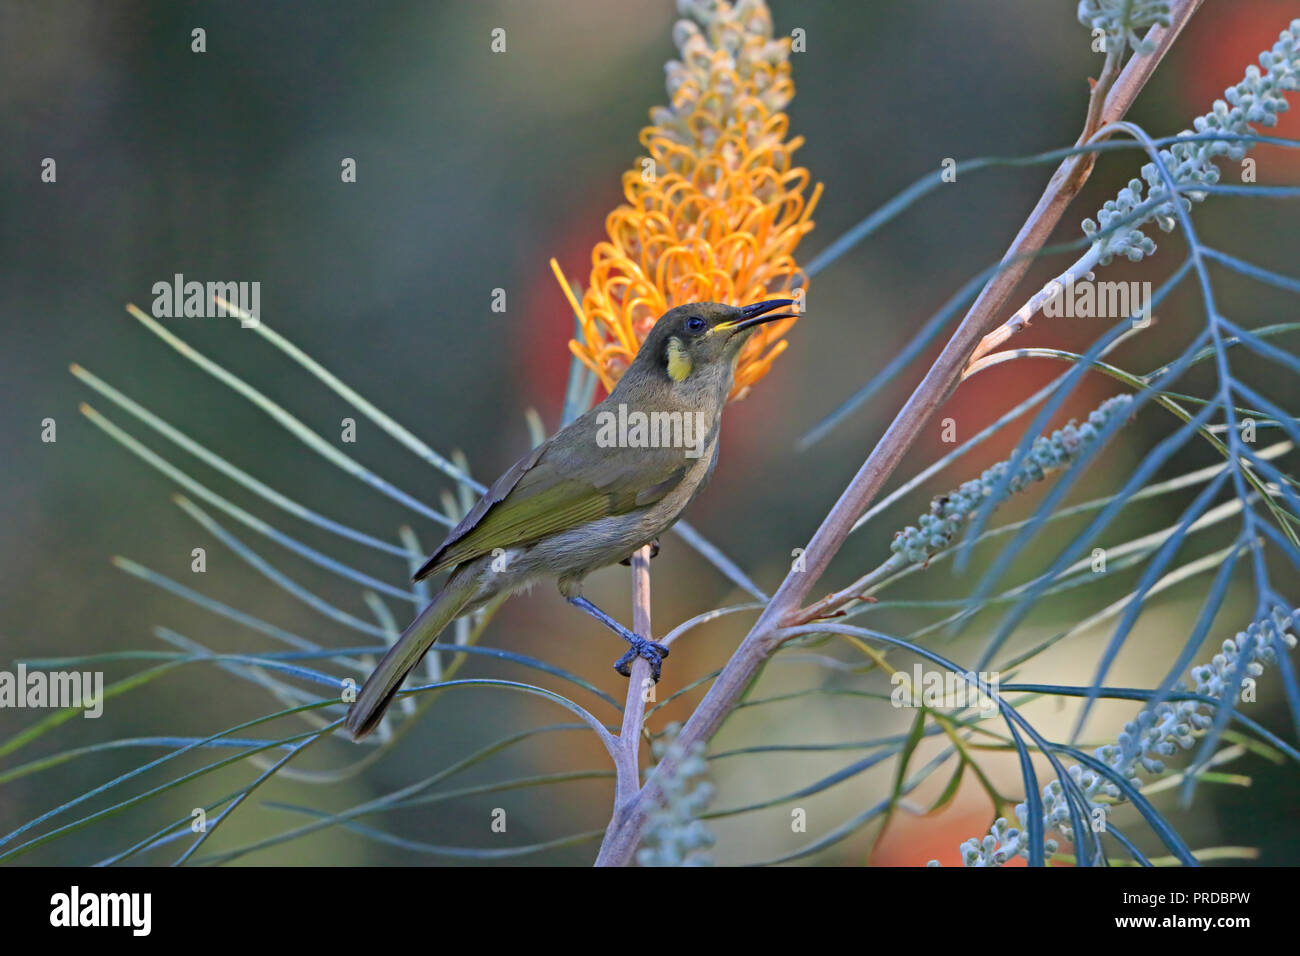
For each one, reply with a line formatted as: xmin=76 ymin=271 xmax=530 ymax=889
xmin=559 ymin=0 xmax=821 ymax=402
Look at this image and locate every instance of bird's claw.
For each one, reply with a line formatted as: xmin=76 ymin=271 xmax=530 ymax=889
xmin=613 ymin=637 xmax=670 ymax=681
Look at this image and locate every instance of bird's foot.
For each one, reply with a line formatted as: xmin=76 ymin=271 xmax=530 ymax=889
xmin=613 ymin=636 xmax=670 ymax=681
xmin=565 ymin=594 xmax=670 ymax=682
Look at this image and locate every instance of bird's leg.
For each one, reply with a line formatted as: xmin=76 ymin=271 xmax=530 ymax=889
xmin=566 ymin=595 xmax=670 ymax=681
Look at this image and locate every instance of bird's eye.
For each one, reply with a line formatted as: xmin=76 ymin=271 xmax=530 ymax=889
xmin=685 ymin=316 xmax=707 ymax=333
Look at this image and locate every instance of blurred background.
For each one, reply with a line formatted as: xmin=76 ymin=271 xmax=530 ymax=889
xmin=2 ymin=0 xmax=1298 ymax=865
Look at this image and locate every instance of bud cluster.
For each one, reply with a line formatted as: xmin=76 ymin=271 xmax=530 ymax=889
xmin=890 ymin=395 xmax=1134 ymax=568
xmin=942 ymin=606 xmax=1298 ymax=866
xmin=1076 ymin=1 xmax=1172 ymax=56
xmin=1084 ymin=20 xmax=1300 ymax=265
xmin=637 ymin=723 xmax=717 ymax=867
xmin=658 ymin=0 xmax=793 ymax=150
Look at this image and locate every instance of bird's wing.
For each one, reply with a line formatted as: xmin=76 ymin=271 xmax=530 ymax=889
xmin=413 ymin=429 xmax=691 ymax=581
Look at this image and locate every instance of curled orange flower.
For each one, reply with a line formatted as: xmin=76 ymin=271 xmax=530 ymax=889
xmin=554 ymin=0 xmax=822 ymax=402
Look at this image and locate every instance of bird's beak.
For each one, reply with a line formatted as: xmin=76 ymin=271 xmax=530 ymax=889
xmin=715 ymin=298 xmax=799 ymax=336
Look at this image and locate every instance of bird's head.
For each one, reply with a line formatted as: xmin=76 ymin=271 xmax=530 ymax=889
xmin=635 ymin=299 xmax=798 ymax=385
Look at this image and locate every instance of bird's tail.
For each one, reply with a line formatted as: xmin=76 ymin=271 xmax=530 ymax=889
xmin=344 ymin=570 xmax=478 ymax=741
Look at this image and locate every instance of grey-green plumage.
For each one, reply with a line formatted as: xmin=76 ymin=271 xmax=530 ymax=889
xmin=344 ymin=298 xmax=798 ymax=740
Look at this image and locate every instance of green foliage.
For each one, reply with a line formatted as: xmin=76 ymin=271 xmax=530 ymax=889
xmin=950 ymin=606 xmax=1299 ymax=866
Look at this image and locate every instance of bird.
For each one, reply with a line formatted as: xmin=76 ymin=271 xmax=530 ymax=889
xmin=344 ymin=298 xmax=799 ymax=740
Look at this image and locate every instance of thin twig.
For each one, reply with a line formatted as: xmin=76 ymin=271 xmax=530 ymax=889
xmin=606 ymin=546 xmax=655 ymax=819
xmin=965 ymin=242 xmax=1105 ymax=369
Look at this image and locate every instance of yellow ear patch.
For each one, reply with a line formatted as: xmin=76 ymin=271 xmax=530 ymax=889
xmin=666 ymin=336 xmax=692 ymax=382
